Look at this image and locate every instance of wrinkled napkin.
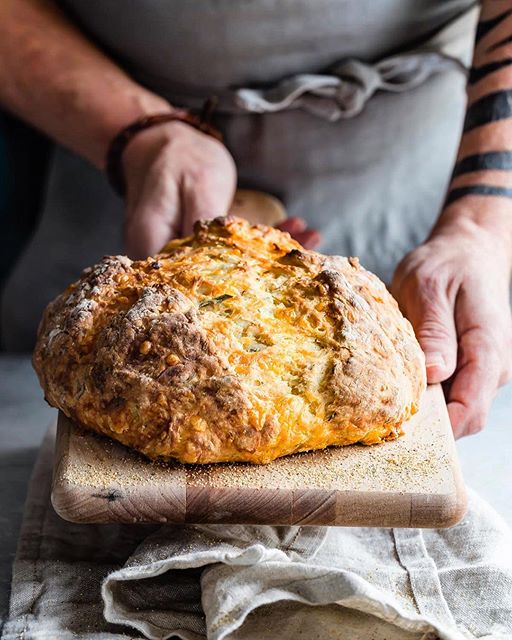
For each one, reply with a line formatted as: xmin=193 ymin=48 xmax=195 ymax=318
xmin=2 ymin=426 xmax=512 ymax=640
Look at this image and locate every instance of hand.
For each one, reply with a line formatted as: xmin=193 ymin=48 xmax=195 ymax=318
xmin=277 ymin=217 xmax=322 ymax=249
xmin=122 ymin=120 xmax=237 ymax=259
xmin=391 ymin=216 xmax=512 ymax=438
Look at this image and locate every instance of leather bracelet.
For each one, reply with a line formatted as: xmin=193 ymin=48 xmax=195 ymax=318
xmin=105 ymin=100 xmax=223 ymax=197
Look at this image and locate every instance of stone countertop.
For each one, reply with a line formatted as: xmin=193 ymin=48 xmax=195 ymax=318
xmin=0 ymin=354 xmax=511 ymax=622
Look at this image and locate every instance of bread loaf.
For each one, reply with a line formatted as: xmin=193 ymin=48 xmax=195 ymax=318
xmin=33 ymin=217 xmax=426 ymax=464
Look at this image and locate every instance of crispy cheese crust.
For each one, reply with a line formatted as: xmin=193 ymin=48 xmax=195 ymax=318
xmin=33 ymin=217 xmax=426 ymax=464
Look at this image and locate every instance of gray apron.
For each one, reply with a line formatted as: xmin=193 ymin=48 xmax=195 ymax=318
xmin=1 ymin=0 xmax=478 ymax=350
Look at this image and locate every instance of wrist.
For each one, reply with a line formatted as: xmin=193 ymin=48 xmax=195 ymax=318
xmin=95 ymin=89 xmax=173 ymax=170
xmin=432 ymin=196 xmax=512 ymax=258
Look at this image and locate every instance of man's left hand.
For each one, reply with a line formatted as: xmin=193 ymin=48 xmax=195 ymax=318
xmin=392 ymin=214 xmax=512 ymax=438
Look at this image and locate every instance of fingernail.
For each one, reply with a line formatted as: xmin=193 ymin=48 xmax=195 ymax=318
xmin=425 ymin=352 xmax=446 ymax=369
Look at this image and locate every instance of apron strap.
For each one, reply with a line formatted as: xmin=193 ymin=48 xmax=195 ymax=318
xmin=235 ymin=54 xmax=462 ymax=121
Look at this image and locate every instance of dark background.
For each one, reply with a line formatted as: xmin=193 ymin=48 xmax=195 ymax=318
xmin=0 ymin=112 xmax=52 ymax=346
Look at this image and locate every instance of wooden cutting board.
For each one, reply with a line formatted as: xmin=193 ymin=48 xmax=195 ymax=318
xmin=51 ymin=384 xmax=467 ymax=528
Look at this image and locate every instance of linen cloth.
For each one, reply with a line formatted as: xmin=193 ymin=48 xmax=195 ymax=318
xmin=2 ymin=427 xmax=512 ymax=640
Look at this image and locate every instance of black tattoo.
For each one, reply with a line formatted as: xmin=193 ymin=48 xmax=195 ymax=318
xmin=463 ymin=91 xmax=512 ymax=133
xmin=445 ymin=185 xmax=512 ymax=206
xmin=487 ymin=34 xmax=512 ymax=53
xmin=476 ymin=9 xmax=512 ymax=43
xmin=452 ymin=151 xmax=512 ymax=177
xmin=455 ymin=12 xmax=512 ymax=208
xmin=469 ymin=59 xmax=512 ymax=84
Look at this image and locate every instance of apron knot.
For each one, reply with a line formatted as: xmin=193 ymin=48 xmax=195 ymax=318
xmin=234 ymin=52 xmax=464 ymax=122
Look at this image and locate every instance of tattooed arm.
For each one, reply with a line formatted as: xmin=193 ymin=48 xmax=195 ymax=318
xmin=392 ymin=0 xmax=512 ymax=437
xmin=449 ymin=2 xmax=512 ymax=203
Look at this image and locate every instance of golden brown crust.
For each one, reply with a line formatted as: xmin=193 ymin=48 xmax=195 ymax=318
xmin=33 ymin=217 xmax=426 ymax=464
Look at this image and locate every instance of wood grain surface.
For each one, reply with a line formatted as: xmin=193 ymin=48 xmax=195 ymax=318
xmin=51 ymin=384 xmax=467 ymax=527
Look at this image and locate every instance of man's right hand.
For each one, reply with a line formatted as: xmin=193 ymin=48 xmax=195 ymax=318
xmin=0 ymin=0 xmax=320 ymax=260
xmin=122 ymin=120 xmax=237 ymax=259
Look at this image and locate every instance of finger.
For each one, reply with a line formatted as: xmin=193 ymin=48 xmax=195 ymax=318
xmin=181 ymin=161 xmax=236 ymax=236
xmin=293 ymin=230 xmax=322 ymax=249
xmin=406 ymin=283 xmax=458 ymax=384
xmin=447 ymin=329 xmax=500 ymax=438
xmin=277 ymin=217 xmax=307 ymax=234
xmin=277 ymin=218 xmax=322 ymax=248
xmin=447 ymin=285 xmax=504 ymax=438
xmin=124 ymin=173 xmax=180 ymax=260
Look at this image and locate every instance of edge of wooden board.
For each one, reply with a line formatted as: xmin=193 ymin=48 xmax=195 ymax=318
xmin=52 ymin=478 xmax=467 ymax=528
xmin=51 ymin=384 xmax=468 ymax=528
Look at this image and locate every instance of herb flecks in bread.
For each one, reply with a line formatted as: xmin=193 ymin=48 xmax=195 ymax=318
xmin=33 ymin=217 xmax=426 ymax=464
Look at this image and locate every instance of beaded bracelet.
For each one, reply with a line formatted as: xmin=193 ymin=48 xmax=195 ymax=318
xmin=105 ymin=98 xmax=223 ymax=197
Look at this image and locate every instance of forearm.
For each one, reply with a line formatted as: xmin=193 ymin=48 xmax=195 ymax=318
xmin=435 ymin=0 xmax=512 ymax=252
xmin=0 ymin=0 xmax=170 ymax=169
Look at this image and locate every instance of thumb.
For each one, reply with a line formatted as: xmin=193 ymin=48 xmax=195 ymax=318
xmin=124 ymin=175 xmax=180 ymax=259
xmin=412 ymin=292 xmax=458 ymax=384
xmin=181 ymin=162 xmax=236 ymax=236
